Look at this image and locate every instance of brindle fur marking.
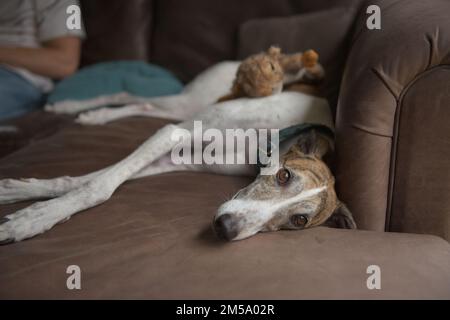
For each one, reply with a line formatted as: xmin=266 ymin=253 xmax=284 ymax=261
xmin=214 ymin=129 xmax=356 ymax=241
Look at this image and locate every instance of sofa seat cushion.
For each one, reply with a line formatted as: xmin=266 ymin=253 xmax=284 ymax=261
xmin=0 ymin=116 xmax=449 ymax=299
xmin=0 ymin=111 xmax=72 ymax=159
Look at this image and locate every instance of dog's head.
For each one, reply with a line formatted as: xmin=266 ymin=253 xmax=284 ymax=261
xmin=213 ymin=129 xmax=356 ymax=241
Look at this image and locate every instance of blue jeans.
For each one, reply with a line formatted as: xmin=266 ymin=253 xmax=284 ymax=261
xmin=0 ymin=67 xmax=45 ymax=121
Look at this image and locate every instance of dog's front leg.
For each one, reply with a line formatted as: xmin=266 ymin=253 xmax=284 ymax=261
xmin=0 ymin=155 xmax=188 ymax=204
xmin=0 ymin=170 xmax=106 ymax=204
xmin=75 ymin=103 xmax=188 ymax=125
xmin=0 ymin=124 xmax=180 ymax=243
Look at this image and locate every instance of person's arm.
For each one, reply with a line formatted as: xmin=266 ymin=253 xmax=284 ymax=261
xmin=0 ymin=36 xmax=81 ymax=79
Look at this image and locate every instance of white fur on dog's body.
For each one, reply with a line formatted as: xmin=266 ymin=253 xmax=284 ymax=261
xmin=0 ymin=62 xmax=332 ymax=243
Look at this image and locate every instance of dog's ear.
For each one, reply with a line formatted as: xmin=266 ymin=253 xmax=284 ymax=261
xmin=323 ymin=202 xmax=357 ymax=229
xmin=296 ymin=129 xmax=333 ymax=159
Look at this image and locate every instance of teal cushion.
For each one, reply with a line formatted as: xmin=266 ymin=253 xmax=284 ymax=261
xmin=47 ymin=61 xmax=183 ymax=104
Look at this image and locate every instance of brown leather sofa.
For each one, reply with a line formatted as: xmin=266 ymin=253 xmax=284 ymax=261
xmin=0 ymin=0 xmax=449 ymax=299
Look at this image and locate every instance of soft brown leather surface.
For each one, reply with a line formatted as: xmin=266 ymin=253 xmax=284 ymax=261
xmin=0 ymin=116 xmax=449 ymax=299
xmin=389 ymin=67 xmax=450 ymax=240
xmin=335 ymin=0 xmax=450 ymax=234
xmin=237 ymin=7 xmax=359 ymax=116
xmin=0 ymin=111 xmax=71 ymax=159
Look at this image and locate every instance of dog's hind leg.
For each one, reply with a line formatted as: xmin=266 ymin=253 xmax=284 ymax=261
xmin=75 ymin=104 xmax=156 ymax=125
xmin=75 ymin=62 xmax=239 ymax=124
xmin=74 ymin=90 xmax=207 ymax=125
xmin=0 ymin=153 xmax=192 ymax=205
xmin=0 ymin=124 xmax=182 ymax=243
xmin=0 ymin=171 xmax=103 ymax=205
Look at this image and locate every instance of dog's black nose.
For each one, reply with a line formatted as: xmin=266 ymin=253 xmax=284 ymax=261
xmin=214 ymin=214 xmax=238 ymax=241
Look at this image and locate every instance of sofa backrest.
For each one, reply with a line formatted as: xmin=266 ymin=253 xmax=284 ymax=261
xmin=80 ymin=0 xmax=359 ymax=82
xmin=80 ymin=0 xmax=154 ymax=66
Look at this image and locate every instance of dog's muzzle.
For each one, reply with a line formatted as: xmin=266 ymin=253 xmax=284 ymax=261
xmin=213 ymin=213 xmax=238 ymax=241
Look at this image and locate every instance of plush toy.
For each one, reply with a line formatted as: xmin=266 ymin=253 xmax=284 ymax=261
xmin=218 ymin=46 xmax=324 ymax=102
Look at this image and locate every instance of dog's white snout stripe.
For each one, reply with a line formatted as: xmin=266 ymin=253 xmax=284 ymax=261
xmin=216 ymin=186 xmax=326 ymax=240
xmin=268 ymin=186 xmax=326 ymax=212
xmin=218 ymin=186 xmax=326 ymax=217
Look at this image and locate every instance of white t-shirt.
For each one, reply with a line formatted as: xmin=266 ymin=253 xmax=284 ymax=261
xmin=0 ymin=0 xmax=85 ymax=92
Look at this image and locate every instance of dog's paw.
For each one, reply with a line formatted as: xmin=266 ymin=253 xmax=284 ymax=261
xmin=0 ymin=178 xmax=37 ymax=204
xmin=76 ymin=109 xmax=110 ymax=125
xmin=0 ymin=218 xmax=14 ymax=245
xmin=0 ymin=201 xmax=66 ymax=243
xmin=44 ymin=103 xmax=82 ymax=115
xmin=44 ymin=103 xmax=58 ymax=113
xmin=0 ymin=214 xmax=29 ymax=244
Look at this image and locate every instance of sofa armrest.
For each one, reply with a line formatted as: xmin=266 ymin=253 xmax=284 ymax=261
xmin=335 ymin=0 xmax=450 ymax=238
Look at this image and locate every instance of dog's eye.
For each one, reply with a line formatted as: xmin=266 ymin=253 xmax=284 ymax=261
xmin=290 ymin=214 xmax=308 ymax=228
xmin=276 ymin=168 xmax=291 ymax=185
xmin=270 ymin=62 xmax=275 ymax=71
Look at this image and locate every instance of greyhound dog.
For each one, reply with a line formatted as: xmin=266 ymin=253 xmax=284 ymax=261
xmin=0 ymin=61 xmax=356 ymax=244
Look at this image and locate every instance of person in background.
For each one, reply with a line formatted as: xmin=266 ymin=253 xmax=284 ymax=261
xmin=0 ymin=0 xmax=85 ymax=121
